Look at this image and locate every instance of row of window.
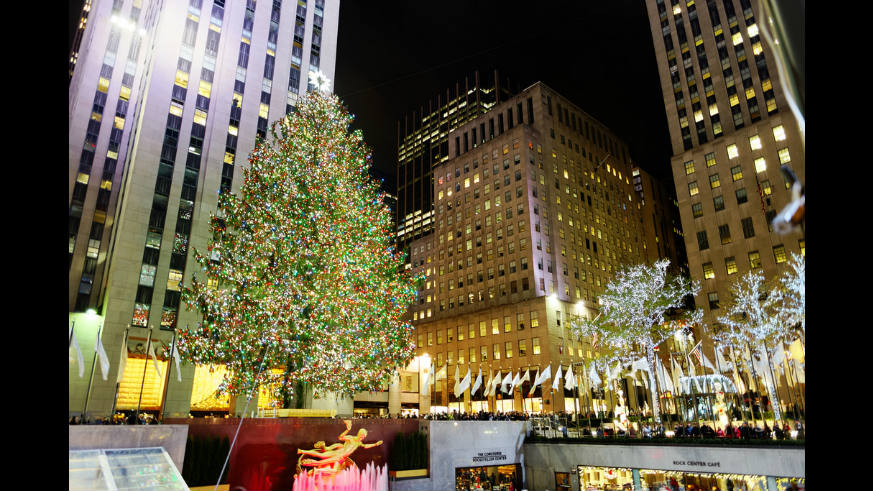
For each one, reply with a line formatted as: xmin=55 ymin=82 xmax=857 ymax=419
xmin=422 ymin=337 xmax=543 ymax=367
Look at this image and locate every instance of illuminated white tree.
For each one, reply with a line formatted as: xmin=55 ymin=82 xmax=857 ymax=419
xmin=773 ymin=253 xmax=805 ymax=338
xmin=571 ymin=259 xmax=701 ymax=423
xmin=717 ymin=270 xmax=783 ymax=421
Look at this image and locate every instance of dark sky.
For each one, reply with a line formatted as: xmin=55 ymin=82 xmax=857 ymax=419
xmin=334 ymin=0 xmax=674 ymax=193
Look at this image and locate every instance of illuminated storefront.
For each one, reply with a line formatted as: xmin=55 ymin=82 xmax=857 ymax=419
xmin=578 ymin=466 xmax=771 ymax=491
xmin=115 ymin=354 xmax=168 ymax=411
xmin=455 ymin=464 xmax=521 ymax=491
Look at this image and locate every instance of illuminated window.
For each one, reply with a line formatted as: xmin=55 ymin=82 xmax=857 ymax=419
xmin=772 ymin=125 xmax=786 ymax=141
xmin=167 ymin=269 xmax=183 ymax=291
xmin=755 ymin=157 xmax=766 ymax=173
xmin=174 ymin=70 xmax=188 ymax=88
xmin=778 ymin=148 xmax=791 ymax=164
xmin=493 ymin=343 xmax=500 ymax=360
xmin=773 ymin=244 xmax=787 ymax=264
xmin=98 ymin=77 xmax=110 ymax=92
xmin=705 ymin=152 xmax=717 ymax=167
xmin=709 ymin=173 xmax=721 ymax=189
xmin=709 ymin=103 xmax=719 ymax=116
xmin=731 ymin=165 xmax=743 ymax=181
xmin=725 ymin=256 xmax=737 ymax=275
xmin=198 ymin=80 xmax=212 ymax=98
xmin=114 ymin=116 xmax=125 ymax=129
xmin=77 ymin=172 xmax=89 ymax=185
xmin=193 ymin=109 xmax=207 ymax=125
xmin=799 ymin=239 xmax=805 ymax=256
xmin=692 ymin=202 xmax=703 ymax=218
xmin=732 ymin=32 xmax=743 ymax=45
xmin=727 ymin=143 xmax=739 ymax=159
xmin=688 ymin=181 xmax=699 ymax=196
xmin=684 ymin=160 xmax=695 ymax=175
xmin=745 ymin=87 xmax=756 ymax=100
xmin=169 ymin=102 xmax=183 ymax=116
xmin=748 ymin=250 xmax=762 ymax=269
xmin=703 ymin=262 xmax=715 ymax=279
xmin=760 ymin=180 xmax=772 ymax=196
xmin=532 ymin=337 xmax=541 ymax=355
xmin=119 ymin=85 xmax=131 ymax=101
xmin=530 ymin=311 xmax=539 ymax=328
xmin=505 ymin=342 xmax=513 ymax=358
xmin=749 ymin=134 xmax=762 ymax=150
xmin=518 ymin=339 xmax=527 ymax=356
xmin=729 ymin=94 xmax=740 ymax=106
xmin=491 ymin=318 xmax=499 ymax=335
xmin=259 ymin=103 xmax=269 ymax=118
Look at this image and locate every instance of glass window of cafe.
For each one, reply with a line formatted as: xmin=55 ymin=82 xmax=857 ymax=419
xmin=638 ymin=469 xmax=767 ymax=491
xmin=775 ymin=477 xmax=805 ymax=490
xmin=456 ymin=464 xmax=521 ymax=491
xmin=578 ymin=465 xmax=635 ymax=491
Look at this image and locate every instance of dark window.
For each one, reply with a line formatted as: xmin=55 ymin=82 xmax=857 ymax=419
xmin=697 ymin=230 xmax=709 ymax=250
xmin=741 ymin=217 xmax=755 ymax=238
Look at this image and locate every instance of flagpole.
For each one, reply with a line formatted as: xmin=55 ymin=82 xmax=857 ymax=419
xmin=82 ymin=324 xmax=103 ymax=418
xmin=778 ymin=341 xmax=799 ymax=425
xmin=136 ymin=326 xmax=154 ymax=422
xmin=160 ymin=330 xmax=178 ymax=421
xmin=111 ymin=326 xmax=130 ymax=419
xmin=70 ymin=321 xmax=76 ymax=348
xmin=790 ymin=358 xmax=806 ymax=421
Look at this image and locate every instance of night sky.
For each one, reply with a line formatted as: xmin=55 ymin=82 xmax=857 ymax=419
xmin=334 ymin=0 xmax=674 ymax=193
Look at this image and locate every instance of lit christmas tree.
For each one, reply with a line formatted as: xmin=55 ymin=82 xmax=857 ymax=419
xmin=178 ymin=89 xmax=419 ymax=400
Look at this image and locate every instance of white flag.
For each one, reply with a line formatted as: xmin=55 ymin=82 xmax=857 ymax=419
xmin=536 ymin=365 xmax=552 ymax=388
xmin=587 ymin=365 xmax=600 ymax=388
xmin=94 ymin=329 xmax=110 ymax=381
xmin=672 ymin=357 xmax=684 ymax=394
xmin=520 ymin=368 xmax=531 ymax=385
xmin=486 ymin=370 xmax=498 ymax=396
xmin=117 ymin=331 xmax=129 ymax=383
xmin=421 ymin=362 xmax=433 ymax=393
xmin=484 ymin=369 xmax=494 ymax=396
xmin=788 ymin=339 xmax=804 ymax=364
xmin=453 ymin=364 xmax=460 ymax=396
xmin=700 ymin=351 xmax=717 ymax=372
xmin=659 ymin=357 xmax=674 ymax=393
xmin=793 ymin=360 xmax=805 ymax=383
xmin=552 ymin=365 xmax=563 ymax=390
xmin=631 ymin=357 xmax=649 ymax=373
xmin=148 ymin=342 xmax=162 ymax=379
xmin=455 ymin=367 xmax=471 ymax=399
xmin=564 ymin=365 xmax=576 ymax=390
xmin=71 ymin=328 xmax=85 ymax=378
xmin=716 ymin=348 xmax=733 ymax=372
xmin=528 ymin=368 xmax=540 ymax=396
xmin=607 ymin=362 xmax=622 ymax=382
xmin=471 ymin=367 xmax=483 ymax=395
xmin=501 ymin=371 xmax=514 ymax=394
xmin=171 ymin=339 xmax=182 ymax=382
xmin=772 ymin=343 xmax=786 ymax=375
xmin=509 ymin=371 xmax=521 ymax=394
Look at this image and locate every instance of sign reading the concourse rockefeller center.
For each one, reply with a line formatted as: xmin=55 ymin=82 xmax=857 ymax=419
xmin=472 ymin=449 xmax=509 ymax=464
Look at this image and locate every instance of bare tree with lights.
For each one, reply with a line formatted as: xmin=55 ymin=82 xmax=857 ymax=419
xmin=717 ymin=270 xmax=784 ymax=424
xmin=571 ymin=259 xmax=701 ymax=423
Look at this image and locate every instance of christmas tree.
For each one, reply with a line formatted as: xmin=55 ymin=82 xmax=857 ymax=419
xmin=178 ymin=88 xmax=419 ymax=400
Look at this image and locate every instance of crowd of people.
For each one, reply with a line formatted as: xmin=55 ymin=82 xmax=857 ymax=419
xmin=69 ymin=412 xmax=160 ymax=425
xmin=69 ymin=409 xmax=804 ymax=441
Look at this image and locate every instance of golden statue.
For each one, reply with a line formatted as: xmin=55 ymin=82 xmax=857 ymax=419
xmin=296 ymin=419 xmax=383 ymax=477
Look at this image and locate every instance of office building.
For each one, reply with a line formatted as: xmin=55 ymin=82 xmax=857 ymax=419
xmin=69 ymin=0 xmax=339 ymax=418
xmin=395 ymin=71 xmax=513 ymax=257
xmin=404 ymin=82 xmax=675 ymax=415
xmin=643 ymin=0 xmax=805 ymax=329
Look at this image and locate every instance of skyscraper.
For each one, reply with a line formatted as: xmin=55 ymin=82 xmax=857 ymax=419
xmin=404 ymin=82 xmax=675 ymax=415
xmin=643 ymin=0 xmax=804 ymax=328
xmin=69 ymin=0 xmax=339 ymax=418
xmin=395 ymin=71 xmax=513 ymax=258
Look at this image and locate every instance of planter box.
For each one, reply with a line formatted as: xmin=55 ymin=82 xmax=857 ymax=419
xmin=389 ymin=469 xmax=428 ymax=479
